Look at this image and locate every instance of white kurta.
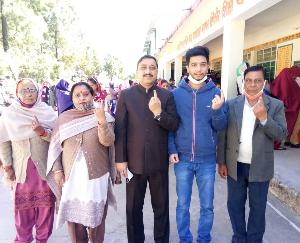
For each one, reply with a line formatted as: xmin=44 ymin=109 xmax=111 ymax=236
xmin=56 ymin=148 xmax=116 ymax=228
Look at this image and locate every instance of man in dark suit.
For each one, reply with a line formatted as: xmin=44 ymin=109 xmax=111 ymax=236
xmin=115 ymin=55 xmax=179 ymax=243
xmin=217 ymin=65 xmax=288 ymax=243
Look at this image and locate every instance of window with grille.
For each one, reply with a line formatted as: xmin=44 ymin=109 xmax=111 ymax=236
xmin=243 ymin=52 xmax=251 ymax=62
xmin=213 ymin=60 xmax=222 ymax=72
xmin=256 ymin=47 xmax=276 ymax=82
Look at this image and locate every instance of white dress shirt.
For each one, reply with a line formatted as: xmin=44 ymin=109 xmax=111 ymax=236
xmin=237 ymin=99 xmax=267 ymax=164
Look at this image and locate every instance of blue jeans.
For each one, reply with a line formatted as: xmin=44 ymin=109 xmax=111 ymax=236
xmin=174 ymin=161 xmax=216 ymax=243
xmin=227 ymin=162 xmax=270 ymax=243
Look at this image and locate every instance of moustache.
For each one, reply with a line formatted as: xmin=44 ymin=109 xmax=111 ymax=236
xmin=143 ymin=74 xmax=153 ymax=77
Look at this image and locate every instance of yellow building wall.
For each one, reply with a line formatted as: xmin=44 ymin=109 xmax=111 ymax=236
xmin=159 ymin=0 xmax=247 ymax=60
xmin=202 ymin=12 xmax=300 ymax=67
xmin=244 ymin=12 xmax=300 ymax=50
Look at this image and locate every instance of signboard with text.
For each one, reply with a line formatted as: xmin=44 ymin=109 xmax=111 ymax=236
xmin=276 ymin=44 xmax=293 ymax=76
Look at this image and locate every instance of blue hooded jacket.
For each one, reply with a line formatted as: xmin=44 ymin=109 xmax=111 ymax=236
xmin=168 ymin=79 xmax=227 ymax=162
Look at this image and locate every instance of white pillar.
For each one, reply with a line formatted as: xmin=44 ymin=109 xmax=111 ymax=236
xmin=163 ymin=62 xmax=172 ymax=80
xmin=174 ymin=56 xmax=183 ymax=83
xmin=157 ymin=68 xmax=163 ymax=79
xmin=221 ymin=19 xmax=245 ymax=99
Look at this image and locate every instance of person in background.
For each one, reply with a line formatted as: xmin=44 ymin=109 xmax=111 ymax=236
xmin=270 ymin=66 xmax=300 ymax=148
xmin=87 ymin=77 xmax=107 ymax=102
xmin=0 ymin=78 xmax=58 ymax=243
xmin=161 ymin=79 xmax=170 ymax=90
xmin=55 ymin=79 xmax=73 ymax=115
xmin=47 ymin=82 xmax=117 ymax=243
xmin=108 ymin=82 xmax=118 ymax=117
xmin=129 ymin=80 xmax=134 ymax=87
xmin=129 ymin=80 xmax=138 ymax=87
xmin=168 ymin=77 xmax=177 ymax=91
xmin=41 ymin=81 xmax=50 ymax=105
xmin=218 ymin=65 xmax=288 ymax=243
xmin=180 ymin=73 xmax=189 ymax=83
xmin=49 ymin=84 xmax=57 ymax=111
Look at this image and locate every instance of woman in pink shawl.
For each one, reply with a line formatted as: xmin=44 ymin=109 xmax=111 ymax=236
xmin=47 ymin=82 xmax=117 ymax=243
xmin=0 ymin=78 xmax=58 ymax=243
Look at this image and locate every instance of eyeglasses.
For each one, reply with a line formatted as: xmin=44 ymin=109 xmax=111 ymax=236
xmin=138 ymin=66 xmax=157 ymax=72
xmin=19 ymin=88 xmax=38 ymax=95
xmin=244 ymin=78 xmax=264 ymax=85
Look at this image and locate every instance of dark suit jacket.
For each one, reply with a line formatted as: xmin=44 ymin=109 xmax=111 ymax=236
xmin=217 ymin=94 xmax=288 ymax=182
xmin=115 ymin=84 xmax=179 ymax=174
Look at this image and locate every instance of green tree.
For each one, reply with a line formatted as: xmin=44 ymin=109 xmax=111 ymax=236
xmin=77 ymin=49 xmax=102 ymax=77
xmin=103 ymin=54 xmax=124 ymax=81
xmin=0 ymin=0 xmax=102 ymax=82
xmin=127 ymin=72 xmax=136 ymax=80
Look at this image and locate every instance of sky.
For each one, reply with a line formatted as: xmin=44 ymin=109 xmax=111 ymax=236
xmin=73 ymin=0 xmax=195 ymax=76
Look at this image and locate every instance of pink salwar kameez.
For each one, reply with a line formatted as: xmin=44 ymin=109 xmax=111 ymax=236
xmin=14 ymin=158 xmax=55 ymax=243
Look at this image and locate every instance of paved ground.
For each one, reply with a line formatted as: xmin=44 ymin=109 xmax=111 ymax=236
xmin=1 ymin=165 xmax=300 ymax=243
xmin=274 ymin=148 xmax=300 ymax=193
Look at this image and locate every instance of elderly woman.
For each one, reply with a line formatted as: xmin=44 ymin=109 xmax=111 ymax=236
xmin=47 ymin=82 xmax=116 ymax=243
xmin=0 ymin=78 xmax=57 ymax=243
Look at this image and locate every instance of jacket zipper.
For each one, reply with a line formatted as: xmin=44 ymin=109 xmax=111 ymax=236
xmin=191 ymin=91 xmax=197 ymax=161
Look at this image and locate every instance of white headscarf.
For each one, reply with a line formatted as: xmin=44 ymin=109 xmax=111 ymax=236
xmin=0 ymin=78 xmax=57 ymax=143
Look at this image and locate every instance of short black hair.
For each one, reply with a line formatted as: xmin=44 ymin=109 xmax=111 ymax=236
xmin=70 ymin=81 xmax=94 ymax=102
xmin=137 ymin=55 xmax=158 ymax=69
xmin=185 ymin=46 xmax=210 ymax=65
xmin=161 ymin=79 xmax=168 ymax=84
xmin=244 ymin=65 xmax=265 ymax=80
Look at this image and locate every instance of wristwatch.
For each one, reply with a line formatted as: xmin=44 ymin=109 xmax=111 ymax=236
xmin=154 ymin=113 xmax=161 ymax=121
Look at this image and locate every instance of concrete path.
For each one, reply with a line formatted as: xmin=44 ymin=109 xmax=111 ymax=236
xmin=1 ymin=165 xmax=300 ymax=242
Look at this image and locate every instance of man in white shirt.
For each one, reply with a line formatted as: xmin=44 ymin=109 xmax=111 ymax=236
xmin=217 ymin=65 xmax=288 ymax=243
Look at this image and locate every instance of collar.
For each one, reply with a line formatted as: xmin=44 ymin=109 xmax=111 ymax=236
xmin=137 ymin=83 xmax=156 ymax=93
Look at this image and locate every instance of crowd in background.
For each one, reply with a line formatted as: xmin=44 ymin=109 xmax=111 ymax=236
xmin=0 ymin=47 xmax=298 ymax=243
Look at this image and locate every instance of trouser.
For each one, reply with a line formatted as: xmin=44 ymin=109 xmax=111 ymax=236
xmin=126 ymin=170 xmax=169 ymax=243
xmin=14 ymin=206 xmax=55 ymax=243
xmin=174 ymin=161 xmax=215 ymax=243
xmin=227 ymin=162 xmax=270 ymax=243
xmin=67 ymin=203 xmax=108 ymax=243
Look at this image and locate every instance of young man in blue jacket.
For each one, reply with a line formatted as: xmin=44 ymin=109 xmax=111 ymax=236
xmin=169 ymin=46 xmax=227 ymax=243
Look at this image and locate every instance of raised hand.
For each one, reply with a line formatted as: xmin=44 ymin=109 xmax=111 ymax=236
xmin=211 ymin=90 xmax=225 ymax=110
xmin=252 ymin=96 xmax=267 ymax=122
xmin=32 ymin=115 xmax=45 ymax=135
xmin=149 ymin=90 xmax=162 ymax=116
xmin=94 ymin=100 xmax=106 ymax=124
